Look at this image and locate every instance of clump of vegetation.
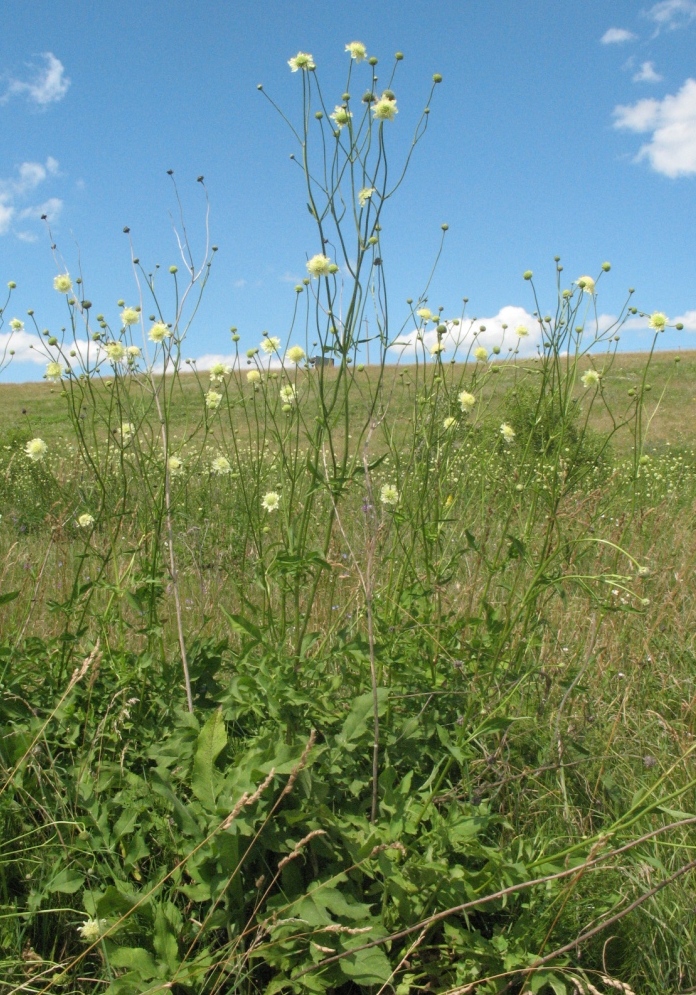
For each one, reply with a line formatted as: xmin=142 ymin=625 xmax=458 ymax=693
xmin=1 ymin=43 xmax=695 ymax=995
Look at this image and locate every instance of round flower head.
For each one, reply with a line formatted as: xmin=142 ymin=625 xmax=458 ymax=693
xmin=443 ymin=416 xmax=456 ymax=430
xmin=416 ymin=308 xmax=432 ymax=321
xmin=286 ymin=345 xmax=305 ymax=364
xmin=167 ymin=455 xmax=183 ymax=475
xmin=211 ymin=455 xmax=231 ymax=475
xmin=458 ymin=390 xmax=475 ymax=413
xmin=77 ymin=513 xmax=95 ymax=528
xmin=46 ymin=360 xmax=63 ymax=382
xmin=209 ymin=361 xmax=231 ymax=382
xmin=373 ymin=95 xmax=398 ymax=121
xmin=500 ymin=423 xmax=516 ymax=445
xmin=77 ymin=918 xmax=108 ymax=943
xmin=430 ymin=341 xmax=445 ymax=356
xmin=53 ymin=273 xmax=72 ymax=293
xmin=127 ymin=345 xmax=141 ymax=358
xmin=648 ymin=311 xmax=667 ymax=331
xmin=105 ymin=342 xmax=126 ymax=362
xmin=306 ymin=254 xmax=332 ymax=278
xmin=516 ymin=325 xmax=529 ymax=337
xmin=576 ymin=276 xmax=595 ymax=295
xmin=247 ymin=369 xmax=261 ymax=384
xmin=358 ymin=187 xmax=375 ymax=207
xmin=205 ymin=389 xmax=222 ymax=410
xmin=9 ymin=318 xmax=24 ymax=332
xmin=261 ymin=336 xmax=281 ymax=355
xmin=120 ymin=307 xmax=140 ymax=326
xmin=288 ymin=51 xmax=315 ymax=72
xmin=120 ymin=422 xmax=135 ymax=443
xmin=25 ymin=437 xmax=48 ymax=461
xmin=581 ymin=369 xmax=601 ymax=387
xmin=262 ymin=491 xmax=280 ymax=512
xmin=279 ymin=384 xmax=297 ymax=405
xmin=380 ymin=483 xmax=400 ymax=506
xmin=345 ymin=41 xmax=367 ymax=62
xmin=474 ymin=346 xmax=488 ymax=362
xmin=148 ymin=322 xmax=171 ymax=343
xmin=331 ymin=105 xmax=352 ymax=129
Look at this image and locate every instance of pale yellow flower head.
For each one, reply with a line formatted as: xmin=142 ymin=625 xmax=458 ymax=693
xmin=416 ymin=308 xmax=432 ymax=321
xmin=358 ymin=187 xmax=375 ymax=207
xmin=286 ymin=345 xmax=305 ymax=364
xmin=331 ymin=105 xmax=353 ymax=129
xmin=288 ymin=51 xmax=315 ymax=72
xmin=380 ymin=483 xmax=400 ymax=506
xmin=77 ymin=513 xmax=95 ymax=528
xmin=581 ymin=369 xmax=601 ymax=387
xmin=53 ymin=273 xmax=72 ymax=293
xmin=105 ymin=342 xmax=126 ymax=362
xmin=205 ymin=389 xmax=222 ymax=410
xmin=247 ymin=369 xmax=261 ymax=383
xmin=261 ymin=336 xmax=281 ymax=354
xmin=345 ymin=41 xmax=367 ymax=62
xmin=77 ymin=918 xmax=108 ymax=943
xmin=120 ymin=307 xmax=140 ymax=326
xmin=211 ymin=455 xmax=231 ymax=475
xmin=279 ymin=384 xmax=297 ymax=405
xmin=148 ymin=322 xmax=171 ymax=343
xmin=120 ymin=422 xmax=135 ymax=443
xmin=126 ymin=345 xmax=141 ymax=358
xmin=500 ymin=422 xmax=516 ymax=444
xmin=430 ymin=341 xmax=445 ymax=356
xmin=9 ymin=318 xmax=24 ymax=331
xmin=167 ymin=455 xmax=183 ymax=475
xmin=46 ymin=361 xmax=63 ymax=381
xmin=443 ymin=416 xmax=456 ymax=430
xmin=516 ymin=325 xmax=529 ymax=337
xmin=25 ymin=437 xmax=48 ymax=461
xmin=209 ymin=361 xmax=231 ymax=382
xmin=458 ymin=390 xmax=475 ymax=413
xmin=373 ymin=95 xmax=398 ymax=121
xmin=648 ymin=311 xmax=667 ymax=331
xmin=474 ymin=346 xmax=488 ymax=362
xmin=576 ymin=275 xmax=595 ymax=295
xmin=262 ymin=491 xmax=280 ymax=512
xmin=306 ymin=254 xmax=332 ymax=278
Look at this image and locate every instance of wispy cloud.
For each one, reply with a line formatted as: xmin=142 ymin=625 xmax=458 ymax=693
xmin=391 ymin=306 xmax=541 ymax=359
xmin=601 ymin=27 xmax=637 ymax=44
xmin=646 ymin=0 xmax=696 ymax=31
xmin=2 ymin=53 xmax=70 ymax=107
xmin=673 ymin=309 xmax=696 ymax=329
xmin=633 ymin=60 xmax=663 ymax=83
xmin=613 ymin=78 xmax=696 ymax=176
xmin=0 ymin=159 xmax=62 ymax=238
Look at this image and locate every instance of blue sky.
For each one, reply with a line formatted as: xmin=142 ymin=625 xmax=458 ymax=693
xmin=1 ymin=0 xmax=695 ymax=381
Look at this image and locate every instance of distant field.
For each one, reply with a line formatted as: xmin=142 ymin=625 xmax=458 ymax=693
xmin=1 ymin=349 xmax=694 ymax=453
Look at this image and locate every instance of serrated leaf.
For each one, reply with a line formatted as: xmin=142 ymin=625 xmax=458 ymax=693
xmin=191 ymin=708 xmax=227 ymax=809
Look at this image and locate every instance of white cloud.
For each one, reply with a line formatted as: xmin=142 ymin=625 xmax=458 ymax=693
xmin=391 ymin=306 xmax=542 ymax=359
xmin=646 ymin=0 xmax=696 ymax=30
xmin=633 ymin=61 xmax=663 ymax=83
xmin=613 ymin=78 xmax=696 ymax=176
xmin=0 ymin=159 xmax=62 ymax=238
xmin=601 ymin=27 xmax=637 ymax=43
xmin=17 ymin=196 xmax=63 ymax=223
xmin=673 ymin=309 xmax=696 ymax=329
xmin=2 ymin=53 xmax=70 ymax=106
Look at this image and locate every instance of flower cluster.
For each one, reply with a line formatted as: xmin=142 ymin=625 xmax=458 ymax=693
xmin=25 ymin=438 xmax=48 ymax=461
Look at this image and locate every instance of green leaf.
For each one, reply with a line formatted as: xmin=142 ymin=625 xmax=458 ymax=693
xmin=0 ymin=590 xmax=20 ymax=606
xmin=335 ymin=688 xmax=389 ymax=751
xmin=109 ymin=947 xmax=160 ymax=980
xmin=46 ymin=867 xmax=85 ymax=894
xmin=153 ymin=905 xmax=179 ymax=974
xmin=340 ymin=944 xmax=392 ymax=985
xmin=191 ymin=708 xmax=227 ymax=809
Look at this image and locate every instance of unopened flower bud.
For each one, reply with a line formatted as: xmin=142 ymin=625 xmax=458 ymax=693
xmin=169 ymin=265 xmax=178 ymax=274
xmin=48 ymin=336 xmax=57 ymax=345
xmin=395 ymin=51 xmax=403 ymax=60
xmin=315 ymin=110 xmax=323 ymax=119
xmin=676 ymin=323 xmax=684 ymax=330
xmin=441 ymin=223 xmax=449 ymax=230
xmin=8 ymin=281 xmax=16 ymax=289
xmin=368 ymin=56 xmax=378 ymax=65
xmin=602 ymin=261 xmax=611 ymax=272
xmin=432 ymin=73 xmax=442 ymax=83
xmin=523 ymin=270 xmax=533 ymax=280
